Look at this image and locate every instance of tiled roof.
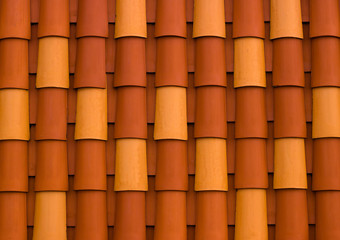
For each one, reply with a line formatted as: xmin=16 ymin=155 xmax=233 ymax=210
xmin=0 ymin=0 xmax=338 ymax=239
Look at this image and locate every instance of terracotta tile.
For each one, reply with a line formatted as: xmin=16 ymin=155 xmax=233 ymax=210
xmin=27 ymin=177 xmax=35 ymax=226
xmin=267 ymin=174 xmax=275 ymax=225
xmin=195 ymin=192 xmax=228 ymax=240
xmin=107 ymin=74 xmax=116 ymax=123
xmin=36 ymin=88 xmax=68 ymax=140
xmin=263 ymin=0 xmax=270 ymax=22
xmin=274 ymin=87 xmax=306 ymax=138
xmin=187 ymin=124 xmax=195 ymax=175
xmin=195 ymin=37 xmax=226 ymax=87
xmin=156 ymin=37 xmax=187 ymax=87
xmin=114 ymin=192 xmax=146 ymax=239
xmin=146 ymin=177 xmax=156 ymax=226
xmin=226 ymin=74 xmax=235 ymax=122
xmin=67 ymin=124 xmax=76 ymax=175
xmin=303 ymin=24 xmax=312 ymax=72
xmin=28 ymin=24 xmax=38 ymax=74
xmin=266 ymin=73 xmax=274 ymax=121
xmin=301 ymin=0 xmax=310 ymax=22
xmin=66 ymin=177 xmax=76 ymax=227
xmin=310 ymin=0 xmax=340 ymax=38
xmin=35 ymin=140 xmax=68 ymax=191
xmin=108 ymin=0 xmax=115 ymax=23
xmin=186 ymin=176 xmax=196 ymax=225
xmin=147 ymin=125 xmax=156 ymax=175
xmin=233 ymin=0 xmax=265 ymax=38
xmin=106 ymin=124 xmax=115 ymax=174
xmin=28 ymin=126 xmax=36 ymax=176
xmin=115 ymin=87 xmax=147 ymax=139
xmin=30 ymin=0 xmax=39 ymax=23
xmin=0 ymin=39 xmax=29 ymax=89
xmin=67 ymin=76 xmax=77 ymax=123
xmin=0 ymin=192 xmax=27 ymax=239
xmin=305 ymin=74 xmax=312 ymax=122
xmin=155 ymin=0 xmax=186 ymax=37
xmin=38 ymin=0 xmax=69 ymax=38
xmin=267 ymin=122 xmax=274 ymax=173
xmin=0 ymin=0 xmax=30 ymax=39
xmin=307 ymin=175 xmax=315 ymax=224
xmin=187 ymin=74 xmax=195 ymax=123
xmin=227 ymin=123 xmax=235 ymax=174
xmin=69 ymin=24 xmax=77 ymax=74
xmin=227 ymin=175 xmax=236 ymax=225
xmin=29 ymin=75 xmax=37 ymax=124
xmin=107 ymin=176 xmax=115 ymax=226
xmin=76 ymin=0 xmax=108 ymax=38
xmin=69 ymin=0 xmax=77 ymax=23
xmin=275 ymin=190 xmax=309 ymax=240
xmin=114 ymin=37 xmax=146 ymax=87
xmin=186 ymin=24 xmax=195 ymax=72
xmin=75 ymin=191 xmax=107 ymax=240
xmin=155 ymin=140 xmax=188 ymax=191
xmin=265 ymin=23 xmax=273 ymax=72
xmin=74 ymin=140 xmax=107 ymax=190
xmin=147 ymin=74 xmax=156 ymax=123
xmin=74 ymin=37 xmax=106 ymax=88
xmin=225 ymin=24 xmax=234 ymax=72
xmin=235 ymin=139 xmax=268 ymax=189
xmin=225 ymin=0 xmax=233 ymax=23
xmin=0 ymin=141 xmax=28 ymax=192
xmin=195 ymin=86 xmax=227 ymax=138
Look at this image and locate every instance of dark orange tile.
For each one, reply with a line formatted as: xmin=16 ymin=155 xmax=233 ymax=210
xmin=186 ymin=24 xmax=195 ymax=72
xmin=74 ymin=140 xmax=107 ymax=190
xmin=235 ymin=139 xmax=268 ymax=189
xmin=69 ymin=24 xmax=77 ymax=74
xmin=146 ymin=177 xmax=156 ymax=226
xmin=66 ymin=177 xmax=76 ymax=227
xmin=233 ymin=0 xmax=265 ymax=38
xmin=29 ymin=75 xmax=37 ymax=124
xmin=186 ymin=176 xmax=196 ymax=225
xmin=146 ymin=0 xmax=156 ymax=23
xmin=106 ymin=24 xmax=116 ymax=73
xmin=267 ymin=174 xmax=275 ymax=225
xmin=195 ymin=86 xmax=227 ymax=138
xmin=67 ymin=124 xmax=76 ymax=175
xmin=187 ymin=125 xmax=195 ymax=175
xmin=36 ymin=88 xmax=68 ymax=140
xmin=114 ymin=37 xmax=146 ymax=87
xmin=155 ymin=0 xmax=186 ymax=37
xmin=108 ymin=0 xmax=116 ymax=23
xmin=225 ymin=24 xmax=234 ymax=73
xmin=146 ymin=24 xmax=156 ymax=73
xmin=74 ymin=37 xmax=106 ymax=88
xmin=28 ymin=126 xmax=36 ymax=176
xmin=195 ymin=37 xmax=227 ymax=87
xmin=147 ymin=125 xmax=156 ymax=175
xmin=107 ymin=74 xmax=116 ymax=123
xmin=30 ymin=0 xmax=39 ymax=23
xmin=27 ymin=177 xmax=35 ymax=226
xmin=106 ymin=124 xmax=115 ymax=174
xmin=28 ymin=24 xmax=38 ymax=74
xmin=106 ymin=176 xmax=115 ymax=226
xmin=156 ymin=37 xmax=187 ymax=87
xmin=225 ymin=0 xmax=233 ymax=23
xmin=187 ymin=74 xmax=195 ymax=123
xmin=303 ymin=24 xmax=312 ymax=72
xmin=35 ymin=140 xmax=68 ymax=191
xmin=76 ymin=0 xmax=108 ymax=38
xmin=147 ymin=74 xmax=156 ymax=123
xmin=114 ymin=192 xmax=146 ymax=240
xmin=227 ymin=175 xmax=236 ymax=225
xmin=0 ymin=141 xmax=28 ymax=192
xmin=38 ymin=0 xmax=69 ymax=38
xmin=155 ymin=140 xmax=188 ymax=191
xmin=115 ymin=87 xmax=147 ymax=139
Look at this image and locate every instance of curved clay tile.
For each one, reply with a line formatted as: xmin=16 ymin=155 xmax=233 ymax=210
xmin=35 ymin=141 xmax=68 ymax=191
xmin=0 ymin=89 xmax=29 ymax=140
xmin=154 ymin=191 xmax=187 ymax=240
xmin=115 ymin=0 xmax=147 ymax=38
xmin=35 ymin=88 xmax=67 ymax=140
xmin=114 ymin=139 xmax=148 ymax=191
xmin=316 ymin=191 xmax=340 ymax=239
xmin=270 ymin=0 xmax=303 ymax=39
xmin=75 ymin=191 xmax=107 ymax=240
xmin=195 ymin=37 xmax=226 ymax=87
xmin=272 ymin=38 xmax=304 ymax=87
xmin=38 ymin=0 xmax=69 ymax=38
xmin=313 ymin=138 xmax=340 ymax=190
xmin=33 ymin=192 xmax=67 ymax=240
xmin=76 ymin=0 xmax=108 ymax=38
xmin=235 ymin=139 xmax=268 ymax=189
xmin=114 ymin=192 xmax=146 ymax=240
xmin=274 ymin=138 xmax=307 ymax=189
xmin=114 ymin=37 xmax=146 ymax=87
xmin=0 ymin=141 xmax=27 ymax=192
xmin=274 ymin=87 xmax=306 ymax=138
xmin=312 ymin=87 xmax=340 ymax=138
xmin=195 ymin=86 xmax=227 ymax=138
xmin=74 ymin=37 xmax=106 ymax=88
xmin=193 ymin=0 xmax=225 ymax=38
xmin=195 ymin=138 xmax=228 ymax=191
xmin=234 ymin=38 xmax=266 ymax=88
xmin=235 ymin=87 xmax=267 ymax=138
xmin=155 ymin=37 xmax=187 ymax=87
xmin=233 ymin=0 xmax=265 ymax=38
xmin=195 ymin=192 xmax=228 ymax=240
xmin=75 ymin=88 xmax=107 ymax=140
xmin=155 ymin=0 xmax=186 ymax=37
xmin=311 ymin=37 xmax=340 ymax=87
xmin=74 ymin=140 xmax=106 ymax=190
xmin=154 ymin=87 xmax=187 ymax=140
xmin=0 ymin=193 xmax=27 ymax=240
xmin=235 ymin=189 xmax=268 ymax=240
xmin=310 ymin=0 xmax=340 ymax=38
xmin=275 ymin=190 xmax=309 ymax=240
xmin=115 ymin=87 xmax=147 ymax=139
xmin=155 ymin=140 xmax=188 ymax=191
xmin=36 ymin=37 xmax=69 ymax=88
xmin=0 ymin=39 xmax=28 ymax=89
xmin=0 ymin=0 xmax=30 ymax=39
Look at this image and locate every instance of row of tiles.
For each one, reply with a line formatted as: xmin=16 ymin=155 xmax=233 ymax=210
xmin=26 ymin=0 xmax=312 ymax=25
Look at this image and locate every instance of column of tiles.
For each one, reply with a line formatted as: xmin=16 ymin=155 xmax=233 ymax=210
xmin=33 ymin=0 xmax=69 ymax=239
xmin=114 ymin=0 xmax=148 ymax=239
xmin=0 ymin=0 xmax=30 ymax=239
xmin=271 ymin=0 xmax=308 ymax=239
xmin=74 ymin=0 xmax=108 ymax=239
xmin=233 ymin=0 xmax=268 ymax=239
xmin=193 ymin=0 xmax=228 ymax=239
xmin=310 ymin=0 xmax=340 ymax=239
xmin=153 ymin=1 xmax=188 ymax=239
